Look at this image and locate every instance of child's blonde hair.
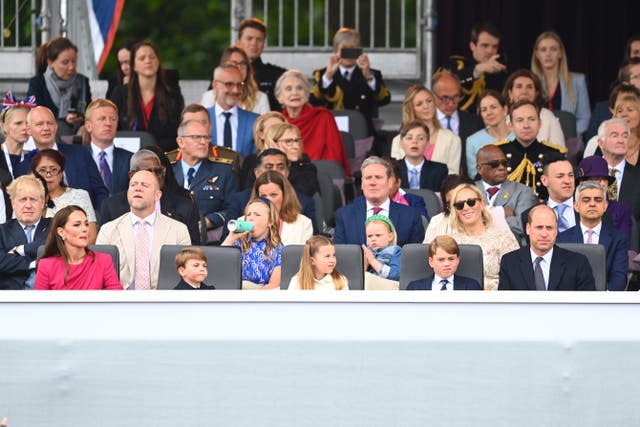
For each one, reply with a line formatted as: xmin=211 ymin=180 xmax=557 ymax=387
xmin=364 ymin=214 xmax=397 ymax=246
xmin=295 ymin=236 xmax=347 ymax=290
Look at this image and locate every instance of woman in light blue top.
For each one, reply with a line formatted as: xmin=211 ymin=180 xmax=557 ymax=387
xmin=465 ymin=90 xmax=514 ymax=178
xmin=531 ymin=31 xmax=591 ymax=136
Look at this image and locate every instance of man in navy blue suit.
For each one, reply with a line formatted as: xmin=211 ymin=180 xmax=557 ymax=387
xmin=407 ymin=235 xmax=482 ymax=290
xmin=396 ymin=121 xmax=448 ymax=192
xmin=84 ymin=99 xmax=132 ymax=195
xmin=16 ymin=106 xmax=109 ymax=210
xmin=173 ymin=119 xmax=237 ymax=242
xmin=0 ymin=175 xmax=50 ymax=289
xmin=222 ymin=148 xmax=317 ymax=239
xmin=499 ymin=204 xmax=595 ymax=291
xmin=206 ymin=64 xmax=259 ymax=157
xmin=557 ymin=181 xmax=629 ymax=291
xmin=334 ymin=156 xmax=424 ymax=246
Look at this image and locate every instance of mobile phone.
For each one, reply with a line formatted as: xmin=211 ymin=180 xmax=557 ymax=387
xmin=341 ymin=47 xmax=362 ymax=59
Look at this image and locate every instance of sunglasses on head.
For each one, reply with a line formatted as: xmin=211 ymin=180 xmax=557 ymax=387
xmin=453 ymin=198 xmax=481 ymax=211
xmin=480 ymin=159 xmax=509 ymax=169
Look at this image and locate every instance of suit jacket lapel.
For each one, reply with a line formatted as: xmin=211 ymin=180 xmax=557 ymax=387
xmin=519 ymin=249 xmax=537 ymax=291
xmin=116 ymin=215 xmax=135 ymax=285
xmin=236 ymin=111 xmax=245 ymax=154
xmin=547 ymin=247 xmax=565 ymax=291
xmin=9 ymin=220 xmax=27 ymax=244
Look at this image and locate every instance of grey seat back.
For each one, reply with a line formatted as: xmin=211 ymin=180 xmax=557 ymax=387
xmin=403 ymin=188 xmax=443 ymax=218
xmin=280 ymin=244 xmax=364 ymax=290
xmin=399 ymin=243 xmax=484 ymax=290
xmin=557 ymin=243 xmax=606 ymax=291
xmin=157 ymin=245 xmax=242 ymax=289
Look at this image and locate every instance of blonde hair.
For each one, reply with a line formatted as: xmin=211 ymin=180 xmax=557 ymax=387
xmin=295 ymin=236 xmax=347 ymax=290
xmin=264 ymin=123 xmax=301 ymax=152
xmin=253 ymin=112 xmax=287 ymax=152
xmin=448 ymin=184 xmax=493 ymax=232
xmin=613 ymin=94 xmax=640 ymax=138
xmin=84 ymin=98 xmax=118 ymax=121
xmin=6 ymin=174 xmax=45 ymax=200
xmin=240 ymin=198 xmax=282 ymax=261
xmin=530 ymin=31 xmax=575 ymax=109
xmin=1 ymin=105 xmax=30 ymax=137
xmin=402 ymin=84 xmax=441 ymax=130
xmin=365 ymin=216 xmax=398 ymax=246
xmin=175 ymin=247 xmax=207 ymax=269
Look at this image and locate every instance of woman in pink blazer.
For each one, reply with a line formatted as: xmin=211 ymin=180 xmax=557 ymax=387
xmin=35 ymin=205 xmax=122 ymax=290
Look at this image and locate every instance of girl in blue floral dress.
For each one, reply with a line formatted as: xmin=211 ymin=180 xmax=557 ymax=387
xmin=222 ymin=197 xmax=283 ymax=289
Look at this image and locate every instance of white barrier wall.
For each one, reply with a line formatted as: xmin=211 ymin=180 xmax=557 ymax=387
xmin=1 ymin=291 xmax=640 ymax=426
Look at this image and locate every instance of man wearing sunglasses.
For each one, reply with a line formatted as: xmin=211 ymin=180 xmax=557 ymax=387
xmin=498 ymin=204 xmax=595 ymax=291
xmin=496 ymin=100 xmax=567 ymax=201
xmin=475 ymin=144 xmax=538 ymax=244
xmin=207 ymin=64 xmax=258 ymax=157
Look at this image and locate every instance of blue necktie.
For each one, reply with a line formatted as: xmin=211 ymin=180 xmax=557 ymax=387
xmin=99 ymin=151 xmax=112 ymax=192
xmin=187 ymin=167 xmax=196 ymax=188
xmin=409 ymin=168 xmax=419 ymax=189
xmin=445 ymin=116 xmax=452 ymax=131
xmin=24 ymin=225 xmax=35 ymax=243
xmin=554 ymin=204 xmax=569 ymax=232
xmin=440 ymin=279 xmax=449 ymax=291
xmin=223 ymin=112 xmax=232 ymax=148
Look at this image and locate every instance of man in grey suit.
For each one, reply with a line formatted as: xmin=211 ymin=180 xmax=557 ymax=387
xmin=475 ymin=144 xmax=537 ymax=243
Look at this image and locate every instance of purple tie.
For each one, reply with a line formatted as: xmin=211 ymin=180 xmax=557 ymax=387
xmin=487 ymin=187 xmax=499 ymax=199
xmin=99 ymin=151 xmax=112 ymax=192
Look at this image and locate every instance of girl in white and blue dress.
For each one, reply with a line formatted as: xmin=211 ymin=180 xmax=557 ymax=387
xmin=222 ymin=197 xmax=283 ymax=289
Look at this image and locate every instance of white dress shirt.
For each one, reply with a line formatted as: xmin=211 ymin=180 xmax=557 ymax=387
xmin=481 ymin=180 xmax=502 ymax=206
xmin=432 ymin=274 xmax=455 ymax=291
xmin=530 ymin=248 xmax=553 ymax=289
xmin=90 ymin=142 xmax=114 ymax=173
xmin=365 ymin=198 xmax=391 ymax=218
xmin=437 ymin=109 xmax=460 ymax=135
xmin=214 ymin=103 xmax=239 ymax=151
xmin=579 ymin=222 xmax=602 ymax=244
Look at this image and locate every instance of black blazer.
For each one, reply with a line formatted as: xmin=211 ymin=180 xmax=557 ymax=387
xmin=109 ymin=84 xmax=185 ymax=152
xmin=619 ymin=162 xmax=640 ymax=222
xmin=498 ymin=246 xmax=596 ymax=291
xmin=407 ymin=274 xmax=482 ymax=290
xmin=27 ymin=73 xmax=92 ymax=118
xmin=458 ymin=110 xmax=483 ymax=177
xmin=0 ymin=218 xmax=50 ymax=289
xmin=98 ymin=190 xmax=201 ymax=245
xmin=397 ymin=158 xmax=448 ymax=192
xmin=86 ymin=145 xmax=133 ymax=195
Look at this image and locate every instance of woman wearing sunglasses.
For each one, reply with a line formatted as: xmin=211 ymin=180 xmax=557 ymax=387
xmin=448 ymin=183 xmax=519 ymax=290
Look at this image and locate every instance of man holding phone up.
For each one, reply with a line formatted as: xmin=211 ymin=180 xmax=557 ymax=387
xmin=311 ymin=27 xmax=390 ymax=135
xmin=446 ymin=21 xmax=508 ymax=113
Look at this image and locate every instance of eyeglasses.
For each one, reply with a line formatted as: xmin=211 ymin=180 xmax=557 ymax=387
xmin=453 ymin=197 xmax=481 ymax=211
xmin=230 ymin=60 xmax=248 ymax=68
xmin=435 ymin=94 xmax=461 ymax=104
xmin=36 ymin=167 xmax=61 ymax=177
xmin=182 ymin=134 xmax=212 ymax=143
xmin=480 ymin=159 xmax=509 ymax=169
xmin=216 ymin=80 xmax=245 ymax=90
xmin=277 ymin=138 xmax=302 ymax=146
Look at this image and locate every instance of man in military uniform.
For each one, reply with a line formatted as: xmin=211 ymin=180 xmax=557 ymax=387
xmin=496 ymin=100 xmax=567 ymax=200
xmin=446 ymin=22 xmax=508 ymax=112
xmin=236 ymin=18 xmax=286 ymax=111
xmin=172 ymin=119 xmax=237 ymax=243
xmin=310 ymin=27 xmax=390 ymax=135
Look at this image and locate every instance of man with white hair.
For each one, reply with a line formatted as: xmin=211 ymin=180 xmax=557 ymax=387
xmin=597 ymin=118 xmax=640 ymax=221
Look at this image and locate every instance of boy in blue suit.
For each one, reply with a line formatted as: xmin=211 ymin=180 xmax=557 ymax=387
xmin=407 ymin=236 xmax=482 ymax=291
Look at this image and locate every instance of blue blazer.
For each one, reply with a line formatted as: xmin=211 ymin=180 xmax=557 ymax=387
xmin=398 ymin=158 xmax=448 ymax=193
xmin=222 ymin=187 xmax=318 ymax=239
xmin=207 ymin=106 xmax=259 ymax=157
xmin=560 ymin=73 xmax=591 ymax=136
xmin=498 ymin=246 xmax=595 ymax=291
xmin=173 ymin=159 xmax=237 ymax=229
xmin=15 ymin=144 xmax=109 ymax=210
xmin=403 ymin=193 xmax=429 ymax=220
xmin=558 ymin=224 xmax=629 ymax=291
xmin=0 ymin=218 xmax=50 ymax=289
xmin=87 ymin=145 xmax=132 ymax=195
xmin=333 ymin=196 xmax=425 ymax=246
xmin=407 ymin=274 xmax=482 ymax=291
